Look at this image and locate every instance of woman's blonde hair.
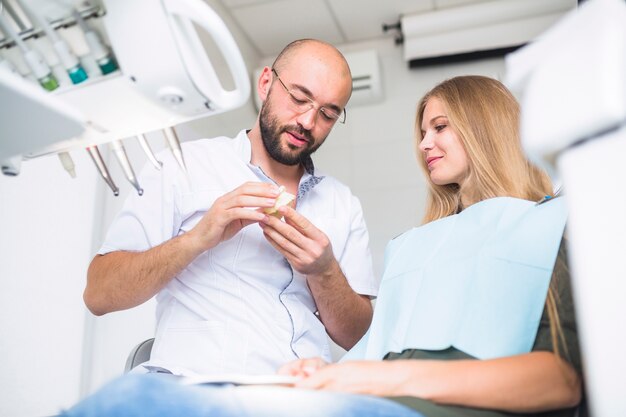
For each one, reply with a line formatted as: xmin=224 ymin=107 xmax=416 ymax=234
xmin=416 ymin=75 xmax=553 ymax=223
xmin=416 ymin=75 xmax=569 ymax=361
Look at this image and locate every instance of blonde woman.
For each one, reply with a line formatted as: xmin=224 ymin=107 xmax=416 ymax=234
xmin=283 ymin=75 xmax=583 ymax=417
xmin=63 ymin=76 xmax=582 ymax=417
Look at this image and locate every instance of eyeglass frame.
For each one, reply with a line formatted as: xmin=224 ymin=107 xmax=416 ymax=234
xmin=270 ymin=68 xmax=347 ymax=124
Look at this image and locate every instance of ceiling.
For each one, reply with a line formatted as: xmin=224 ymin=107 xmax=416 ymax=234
xmin=217 ymin=0 xmax=483 ymax=57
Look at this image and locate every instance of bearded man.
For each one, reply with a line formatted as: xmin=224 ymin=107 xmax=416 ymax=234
xmin=84 ymin=39 xmax=377 ymax=376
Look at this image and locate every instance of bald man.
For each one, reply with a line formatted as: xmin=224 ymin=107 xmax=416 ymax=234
xmin=84 ymin=39 xmax=377 ymax=376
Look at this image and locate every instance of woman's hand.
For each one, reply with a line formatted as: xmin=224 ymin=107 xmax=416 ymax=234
xmin=278 ymin=357 xmax=328 ymax=378
xmin=294 ymin=361 xmax=411 ymax=397
xmin=293 ymin=354 xmax=581 ymax=413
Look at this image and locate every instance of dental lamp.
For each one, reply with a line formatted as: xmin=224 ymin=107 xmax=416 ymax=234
xmin=0 ymin=0 xmax=250 ymax=192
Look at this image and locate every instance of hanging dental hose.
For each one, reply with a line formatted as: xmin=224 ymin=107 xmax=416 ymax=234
xmin=72 ymin=9 xmax=117 ymax=75
xmin=0 ymin=12 xmax=59 ymax=91
xmin=2 ymin=0 xmax=28 ymax=32
xmin=17 ymin=0 xmax=88 ymax=85
xmin=86 ymin=146 xmax=119 ymax=196
xmin=110 ymin=139 xmax=143 ymax=195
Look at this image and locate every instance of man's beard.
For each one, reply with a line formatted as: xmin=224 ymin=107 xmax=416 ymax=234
xmin=259 ymin=98 xmax=324 ymax=166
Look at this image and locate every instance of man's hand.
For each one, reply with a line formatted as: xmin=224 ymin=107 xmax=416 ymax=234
xmin=187 ymin=182 xmax=280 ymax=252
xmin=259 ymin=206 xmax=335 ymax=276
xmin=84 ymin=182 xmax=280 ymax=316
xmin=260 ymin=204 xmax=373 ymax=350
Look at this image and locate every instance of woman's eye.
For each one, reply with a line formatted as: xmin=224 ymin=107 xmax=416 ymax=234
xmin=435 ymin=124 xmax=446 ymax=132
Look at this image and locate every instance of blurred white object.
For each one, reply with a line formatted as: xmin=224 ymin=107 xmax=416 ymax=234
xmin=0 ymin=55 xmax=20 ymax=76
xmin=0 ymin=68 xmax=84 ymax=162
xmin=506 ymin=0 xmax=626 ymax=416
xmin=507 ymin=0 xmax=626 ymax=171
xmin=401 ymin=0 xmax=576 ymax=66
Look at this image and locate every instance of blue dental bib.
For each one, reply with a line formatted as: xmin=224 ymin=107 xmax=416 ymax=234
xmin=344 ymin=197 xmax=567 ymax=361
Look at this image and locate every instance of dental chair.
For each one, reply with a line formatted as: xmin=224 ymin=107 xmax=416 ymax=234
xmin=124 ymin=338 xmax=155 ymax=373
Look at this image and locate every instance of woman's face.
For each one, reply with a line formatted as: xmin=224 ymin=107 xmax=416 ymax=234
xmin=419 ymin=97 xmax=470 ymax=187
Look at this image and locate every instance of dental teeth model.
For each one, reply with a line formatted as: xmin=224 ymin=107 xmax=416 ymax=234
xmin=264 ymin=185 xmax=295 ymax=218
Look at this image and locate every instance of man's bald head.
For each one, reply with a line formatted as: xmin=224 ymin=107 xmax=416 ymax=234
xmin=271 ymin=39 xmax=352 ymax=96
xmin=255 ymin=39 xmax=353 ymax=167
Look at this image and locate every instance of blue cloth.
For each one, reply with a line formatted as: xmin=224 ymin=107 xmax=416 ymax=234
xmin=344 ymin=197 xmax=567 ymax=362
xmin=61 ymin=374 xmax=423 ymax=417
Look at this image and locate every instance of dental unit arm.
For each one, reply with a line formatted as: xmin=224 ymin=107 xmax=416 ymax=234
xmin=506 ymin=0 xmax=626 ymax=415
xmin=0 ymin=0 xmax=250 ymax=190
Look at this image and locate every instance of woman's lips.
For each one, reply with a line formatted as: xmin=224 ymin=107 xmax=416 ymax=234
xmin=427 ymin=156 xmax=442 ymax=168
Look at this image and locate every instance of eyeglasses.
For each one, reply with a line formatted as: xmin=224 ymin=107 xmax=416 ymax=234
xmin=271 ymin=68 xmax=346 ymax=124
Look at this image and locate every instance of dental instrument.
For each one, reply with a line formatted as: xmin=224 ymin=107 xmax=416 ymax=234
xmin=72 ymin=9 xmax=117 ymax=75
xmin=110 ymin=139 xmax=143 ymax=195
xmin=57 ymin=151 xmax=76 ymax=178
xmin=0 ymin=12 xmax=58 ymax=91
xmin=136 ymin=134 xmax=162 ymax=170
xmin=163 ymin=127 xmax=187 ymax=174
xmin=17 ymin=0 xmax=88 ymax=85
xmin=86 ymin=145 xmax=119 ymax=196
